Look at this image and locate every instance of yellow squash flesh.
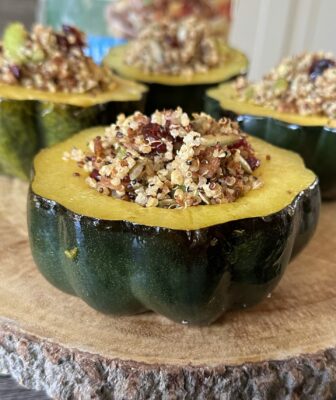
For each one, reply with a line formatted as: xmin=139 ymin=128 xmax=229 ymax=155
xmin=104 ymin=45 xmax=248 ymax=86
xmin=0 ymin=74 xmax=147 ymax=107
xmin=207 ymin=83 xmax=336 ymax=128
xmin=32 ymin=127 xmax=317 ymax=231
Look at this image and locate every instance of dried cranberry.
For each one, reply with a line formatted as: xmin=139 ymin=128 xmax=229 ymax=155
xmin=153 ymin=142 xmax=167 ymax=154
xmin=122 ymin=176 xmax=131 ymax=184
xmin=62 ymin=25 xmax=85 ymax=47
xmin=141 ymin=122 xmax=172 ymax=154
xmin=173 ymin=136 xmax=183 ymax=151
xmin=142 ymin=123 xmax=170 ymax=141
xmin=165 ymin=35 xmax=179 ymax=48
xmin=90 ymin=169 xmax=100 ymax=181
xmin=228 ymin=138 xmax=248 ymax=150
xmin=56 ymin=34 xmax=69 ymax=50
xmin=246 ymin=157 xmax=260 ymax=171
xmin=309 ymin=59 xmax=335 ymax=80
xmin=9 ymin=65 xmax=21 ymax=79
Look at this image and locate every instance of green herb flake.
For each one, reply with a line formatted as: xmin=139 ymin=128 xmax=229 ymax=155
xmin=117 ymin=146 xmax=127 ymax=159
xmin=243 ymin=86 xmax=255 ymax=101
xmin=274 ymin=78 xmax=288 ymax=92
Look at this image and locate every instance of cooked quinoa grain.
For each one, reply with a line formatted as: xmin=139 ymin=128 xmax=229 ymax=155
xmin=0 ymin=23 xmax=116 ymax=93
xmin=65 ymin=108 xmax=262 ymax=208
xmin=124 ymin=17 xmax=222 ymax=76
xmin=235 ymin=52 xmax=336 ymax=119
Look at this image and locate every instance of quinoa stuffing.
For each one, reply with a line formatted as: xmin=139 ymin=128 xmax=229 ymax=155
xmin=64 ymin=108 xmax=262 ymax=208
xmin=106 ymin=0 xmax=231 ymax=40
xmin=124 ymin=17 xmax=223 ymax=76
xmin=235 ymin=52 xmax=336 ymax=119
xmin=0 ymin=23 xmax=116 ymax=94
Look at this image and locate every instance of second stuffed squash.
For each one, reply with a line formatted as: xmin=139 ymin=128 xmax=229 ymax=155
xmin=0 ymin=23 xmax=147 ymax=179
xmin=105 ymin=17 xmax=247 ymax=114
xmin=206 ymin=52 xmax=336 ymax=199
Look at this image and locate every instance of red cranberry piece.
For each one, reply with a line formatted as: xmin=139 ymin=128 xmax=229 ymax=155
xmin=228 ymin=138 xmax=248 ymax=150
xmin=246 ymin=156 xmax=260 ymax=171
xmin=165 ymin=35 xmax=179 ymax=48
xmin=153 ymin=142 xmax=167 ymax=154
xmin=62 ymin=25 xmax=85 ymax=47
xmin=56 ymin=34 xmax=70 ymax=50
xmin=309 ymin=58 xmax=335 ymax=80
xmin=90 ymin=169 xmax=100 ymax=181
xmin=122 ymin=176 xmax=131 ymax=185
xmin=141 ymin=122 xmax=172 ymax=154
xmin=142 ymin=123 xmax=169 ymax=140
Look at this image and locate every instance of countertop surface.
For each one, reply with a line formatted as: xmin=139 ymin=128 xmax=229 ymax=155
xmin=0 ymin=376 xmax=50 ymax=400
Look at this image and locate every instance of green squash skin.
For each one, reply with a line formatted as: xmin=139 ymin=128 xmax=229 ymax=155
xmin=0 ymin=99 xmax=38 ymax=179
xmin=145 ymin=83 xmax=215 ymax=115
xmin=38 ymin=98 xmax=147 ymax=147
xmin=0 ymin=97 xmax=145 ymax=178
xmin=27 ymin=181 xmax=320 ymax=325
xmin=204 ymin=98 xmax=336 ymax=200
xmin=144 ymin=79 xmax=239 ymax=115
xmin=36 ymin=102 xmax=101 ymax=147
xmin=204 ymin=95 xmax=224 ymax=120
xmin=237 ymin=116 xmax=336 ymax=200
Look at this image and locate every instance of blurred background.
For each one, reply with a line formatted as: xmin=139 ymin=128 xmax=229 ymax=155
xmin=231 ymin=0 xmax=336 ymax=79
xmin=1 ymin=0 xmax=335 ymax=80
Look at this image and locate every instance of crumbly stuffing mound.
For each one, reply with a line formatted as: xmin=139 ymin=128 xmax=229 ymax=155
xmin=235 ymin=52 xmax=336 ymax=119
xmin=0 ymin=23 xmax=115 ymax=93
xmin=64 ymin=108 xmax=262 ymax=208
xmin=124 ymin=17 xmax=221 ymax=76
xmin=106 ymin=0 xmax=230 ymax=40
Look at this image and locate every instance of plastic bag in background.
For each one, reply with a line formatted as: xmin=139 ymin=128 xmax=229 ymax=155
xmin=105 ymin=0 xmax=232 ymax=40
xmin=37 ymin=0 xmax=127 ymax=64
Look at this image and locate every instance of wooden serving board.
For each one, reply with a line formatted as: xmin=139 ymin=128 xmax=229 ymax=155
xmin=0 ymin=176 xmax=335 ymax=399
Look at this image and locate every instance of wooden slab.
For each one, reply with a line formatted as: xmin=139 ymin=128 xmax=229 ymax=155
xmin=0 ymin=176 xmax=335 ymax=399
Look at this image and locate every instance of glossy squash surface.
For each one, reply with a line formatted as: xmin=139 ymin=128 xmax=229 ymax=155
xmin=0 ymin=77 xmax=147 ymax=179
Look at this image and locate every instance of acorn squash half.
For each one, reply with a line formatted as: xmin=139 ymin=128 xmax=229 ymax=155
xmin=0 ymin=76 xmax=147 ymax=180
xmin=104 ymin=44 xmax=248 ymax=114
xmin=206 ymin=83 xmax=336 ymax=200
xmin=28 ymin=127 xmax=320 ymax=325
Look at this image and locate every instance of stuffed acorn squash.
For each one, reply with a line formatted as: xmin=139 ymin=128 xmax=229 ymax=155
xmin=28 ymin=110 xmax=320 ymax=325
xmin=206 ymin=52 xmax=336 ymax=199
xmin=0 ymin=23 xmax=147 ymax=180
xmin=104 ymin=18 xmax=247 ymax=114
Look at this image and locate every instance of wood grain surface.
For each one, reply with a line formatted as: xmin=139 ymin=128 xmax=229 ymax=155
xmin=0 ymin=176 xmax=335 ymax=399
xmin=0 ymin=1 xmax=48 ymax=397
